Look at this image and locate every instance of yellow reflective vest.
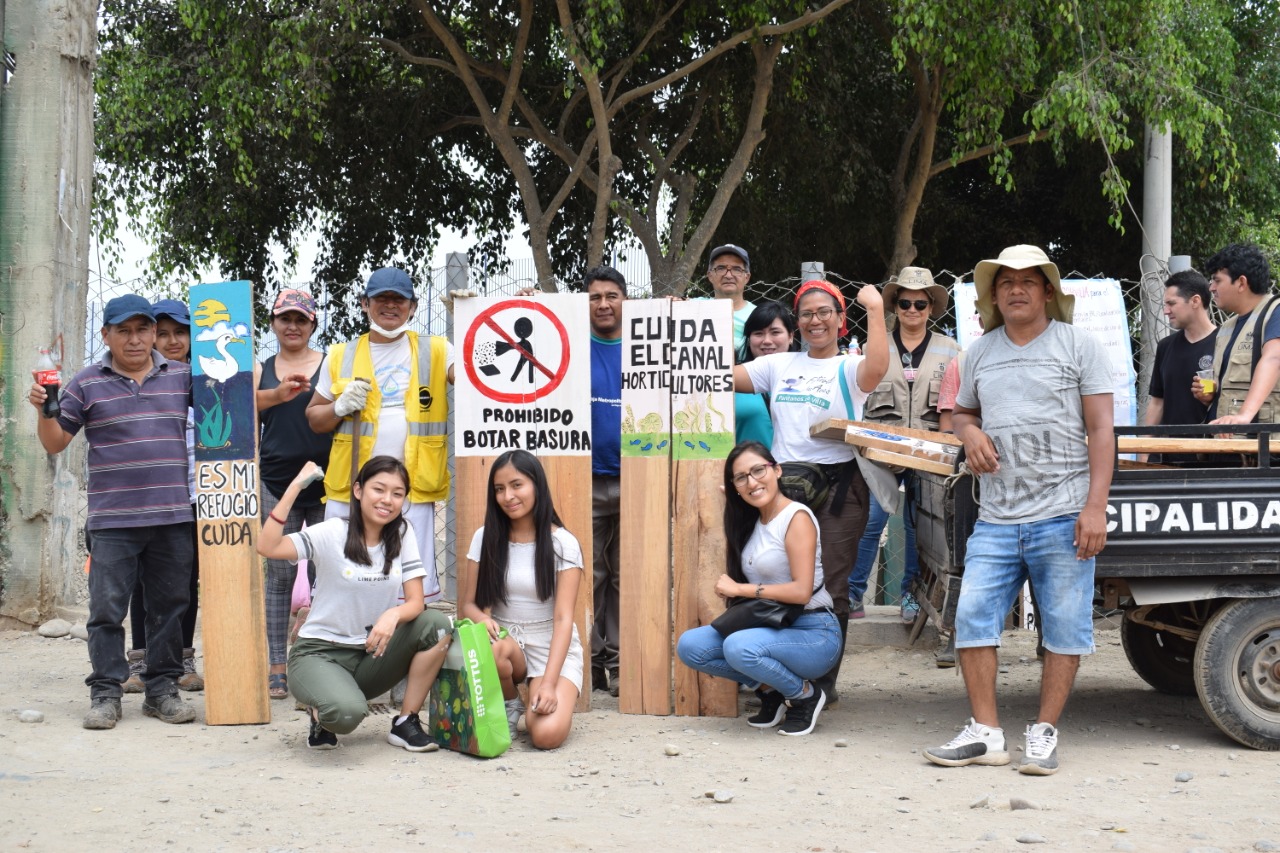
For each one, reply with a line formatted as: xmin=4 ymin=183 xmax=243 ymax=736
xmin=323 ymin=332 xmax=450 ymax=503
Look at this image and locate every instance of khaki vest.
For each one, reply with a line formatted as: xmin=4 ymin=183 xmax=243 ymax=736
xmin=1212 ymin=296 xmax=1280 ymax=423
xmin=864 ymin=333 xmax=960 ymax=430
xmin=323 ymin=331 xmax=450 ymax=503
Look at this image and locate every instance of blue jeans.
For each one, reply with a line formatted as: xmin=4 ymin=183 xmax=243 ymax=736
xmin=86 ymin=523 xmax=194 ymax=699
xmin=954 ymin=515 xmax=1095 ymax=655
xmin=676 ymin=611 xmax=842 ymax=699
xmin=848 ymin=472 xmax=918 ymax=604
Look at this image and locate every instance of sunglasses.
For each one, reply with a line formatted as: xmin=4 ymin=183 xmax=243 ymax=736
xmin=897 ymin=299 xmax=930 ymax=312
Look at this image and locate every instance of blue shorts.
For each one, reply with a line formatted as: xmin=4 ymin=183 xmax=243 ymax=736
xmin=954 ymin=514 xmax=1095 ymax=656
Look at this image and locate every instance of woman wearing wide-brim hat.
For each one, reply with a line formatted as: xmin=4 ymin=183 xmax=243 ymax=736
xmin=850 ymin=267 xmax=960 ymax=625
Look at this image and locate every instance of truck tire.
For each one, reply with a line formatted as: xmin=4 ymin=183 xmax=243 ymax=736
xmin=1193 ymin=597 xmax=1280 ymax=751
xmin=1121 ymin=613 xmax=1197 ymax=696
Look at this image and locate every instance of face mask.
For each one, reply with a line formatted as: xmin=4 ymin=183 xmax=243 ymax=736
xmin=369 ymin=321 xmax=411 ymax=339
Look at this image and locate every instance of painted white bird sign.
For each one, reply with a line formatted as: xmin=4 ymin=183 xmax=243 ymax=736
xmin=195 ymin=322 xmax=250 ymax=384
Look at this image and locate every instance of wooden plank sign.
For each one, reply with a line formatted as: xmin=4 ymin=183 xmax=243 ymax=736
xmin=190 ymin=280 xmax=268 ymax=725
xmin=620 ymin=298 xmax=736 ymax=717
xmin=812 ymin=418 xmax=960 ymax=474
xmin=453 ymin=294 xmax=594 ymax=709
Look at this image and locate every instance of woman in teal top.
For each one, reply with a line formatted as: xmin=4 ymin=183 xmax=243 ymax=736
xmin=735 ymin=301 xmax=799 ymax=448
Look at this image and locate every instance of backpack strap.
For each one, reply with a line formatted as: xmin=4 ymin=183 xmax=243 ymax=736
xmin=837 ymin=359 xmax=855 ymax=419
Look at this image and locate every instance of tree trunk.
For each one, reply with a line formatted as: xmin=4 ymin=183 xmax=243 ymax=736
xmin=0 ymin=0 xmax=95 ymax=625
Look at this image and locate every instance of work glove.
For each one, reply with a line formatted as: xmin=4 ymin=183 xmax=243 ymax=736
xmin=439 ymin=289 xmax=478 ymax=313
xmin=334 ymin=377 xmax=372 ymax=417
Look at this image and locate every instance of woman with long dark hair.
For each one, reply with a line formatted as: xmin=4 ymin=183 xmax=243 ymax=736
xmin=735 ymin=300 xmax=799 ymax=448
xmin=677 ymin=442 xmax=842 ymax=736
xmin=459 ymin=449 xmax=584 ymax=750
xmin=258 ymin=456 xmax=452 ymax=752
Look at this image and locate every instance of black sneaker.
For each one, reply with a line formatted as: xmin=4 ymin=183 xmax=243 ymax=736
xmin=387 ymin=712 xmax=437 ymax=753
xmin=608 ymin=666 xmax=620 ymax=698
xmin=591 ymin=664 xmax=610 ymax=693
xmin=746 ymin=688 xmax=786 ymax=728
xmin=83 ymin=697 xmax=122 ymax=730
xmin=308 ymin=712 xmax=338 ymax=750
xmin=777 ymin=686 xmax=826 ymax=736
xmin=141 ymin=693 xmax=196 ymax=724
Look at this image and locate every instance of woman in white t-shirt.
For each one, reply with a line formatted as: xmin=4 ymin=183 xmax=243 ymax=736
xmin=258 ymin=457 xmax=452 ymax=752
xmin=732 ymin=279 xmax=888 ymax=701
xmin=460 ymin=449 xmax=584 ymax=750
xmin=677 ymin=442 xmax=842 ymax=736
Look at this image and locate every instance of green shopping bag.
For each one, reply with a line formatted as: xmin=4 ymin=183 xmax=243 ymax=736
xmin=428 ymin=618 xmax=511 ymax=758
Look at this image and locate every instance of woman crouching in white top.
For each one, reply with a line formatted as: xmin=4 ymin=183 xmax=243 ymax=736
xmin=258 ymin=456 xmax=452 ymax=751
xmin=460 ymin=449 xmax=585 ymax=750
xmin=677 ymin=441 xmax=842 ymax=736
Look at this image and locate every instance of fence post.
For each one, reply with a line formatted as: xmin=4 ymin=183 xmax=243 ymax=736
xmin=443 ymin=252 xmax=469 ymax=602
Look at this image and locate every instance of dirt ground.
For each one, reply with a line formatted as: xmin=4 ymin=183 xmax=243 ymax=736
xmin=2 ymin=618 xmax=1278 ymax=853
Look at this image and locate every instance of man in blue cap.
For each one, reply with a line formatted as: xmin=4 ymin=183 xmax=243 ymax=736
xmin=307 ymin=267 xmax=455 ymax=604
xmin=30 ymin=294 xmax=198 ymax=729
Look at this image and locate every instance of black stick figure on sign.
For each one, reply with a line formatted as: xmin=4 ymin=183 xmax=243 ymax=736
xmin=480 ymin=316 xmax=535 ymax=382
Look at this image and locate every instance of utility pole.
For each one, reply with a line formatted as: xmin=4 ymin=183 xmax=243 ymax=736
xmin=1138 ymin=123 xmax=1173 ymax=421
xmin=0 ymin=0 xmax=97 ymax=625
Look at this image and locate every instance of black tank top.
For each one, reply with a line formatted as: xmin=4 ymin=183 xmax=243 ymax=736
xmin=259 ymin=356 xmax=332 ymax=505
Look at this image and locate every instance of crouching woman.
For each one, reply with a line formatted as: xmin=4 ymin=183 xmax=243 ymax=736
xmin=257 ymin=457 xmax=452 ymax=751
xmin=677 ymin=441 xmax=842 ymax=736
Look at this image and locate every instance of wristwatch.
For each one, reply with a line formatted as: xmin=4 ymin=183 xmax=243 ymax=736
xmin=755 ymin=584 xmax=764 ymax=599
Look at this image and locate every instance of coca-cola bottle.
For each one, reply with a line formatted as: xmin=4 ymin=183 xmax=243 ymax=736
xmin=34 ymin=349 xmax=61 ymax=419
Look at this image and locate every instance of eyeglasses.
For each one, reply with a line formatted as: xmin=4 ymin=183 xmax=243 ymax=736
xmin=711 ymin=264 xmax=748 ymax=276
xmin=898 ymin=299 xmax=930 ymax=312
xmin=797 ymin=307 xmax=838 ymax=322
xmin=731 ymin=464 xmax=772 ymax=488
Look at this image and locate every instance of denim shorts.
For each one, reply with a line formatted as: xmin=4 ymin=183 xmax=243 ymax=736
xmin=954 ymin=514 xmax=1095 ymax=655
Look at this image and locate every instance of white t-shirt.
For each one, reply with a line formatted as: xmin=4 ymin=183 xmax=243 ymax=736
xmin=466 ymin=526 xmax=584 ymax=623
xmin=316 ymin=335 xmax=456 ymax=460
xmin=289 ymin=517 xmax=425 ymax=644
xmin=743 ymin=351 xmax=869 ymax=464
xmin=741 ymin=501 xmax=832 ymax=610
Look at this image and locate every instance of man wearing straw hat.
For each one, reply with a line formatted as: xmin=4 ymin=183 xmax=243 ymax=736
xmin=924 ymin=245 xmax=1113 ymax=776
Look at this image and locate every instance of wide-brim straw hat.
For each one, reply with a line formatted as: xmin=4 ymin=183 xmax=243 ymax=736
xmin=973 ymin=244 xmax=1074 ymax=331
xmin=882 ymin=266 xmax=949 ymax=319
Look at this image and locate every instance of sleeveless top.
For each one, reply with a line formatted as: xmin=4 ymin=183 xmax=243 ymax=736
xmin=259 ymin=356 xmax=332 ymax=504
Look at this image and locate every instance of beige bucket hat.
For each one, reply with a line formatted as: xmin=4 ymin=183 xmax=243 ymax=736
xmin=973 ymin=244 xmax=1074 ymax=330
xmin=882 ymin=266 xmax=950 ymax=319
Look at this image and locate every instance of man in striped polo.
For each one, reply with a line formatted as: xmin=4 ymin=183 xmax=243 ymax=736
xmin=31 ymin=294 xmax=198 ymax=729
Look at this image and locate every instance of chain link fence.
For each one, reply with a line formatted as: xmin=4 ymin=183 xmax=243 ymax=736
xmin=83 ymin=260 xmax=1151 ymax=614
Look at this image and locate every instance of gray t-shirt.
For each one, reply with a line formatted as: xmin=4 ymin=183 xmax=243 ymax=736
xmin=740 ymin=501 xmax=833 ymax=610
xmin=956 ymin=321 xmax=1112 ymax=524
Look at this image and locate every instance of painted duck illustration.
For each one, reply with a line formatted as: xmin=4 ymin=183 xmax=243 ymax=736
xmin=199 ymin=332 xmax=244 ymax=383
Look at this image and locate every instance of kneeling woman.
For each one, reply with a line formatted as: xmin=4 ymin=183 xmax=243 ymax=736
xmin=460 ymin=449 xmax=584 ymax=750
xmin=677 ymin=441 xmax=842 ymax=736
xmin=257 ymin=457 xmax=452 ymax=751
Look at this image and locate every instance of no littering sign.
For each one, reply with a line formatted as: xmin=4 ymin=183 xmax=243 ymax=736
xmin=455 ymin=295 xmax=591 ymax=457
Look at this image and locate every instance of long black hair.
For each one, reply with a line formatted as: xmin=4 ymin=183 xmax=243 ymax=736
xmin=344 ymin=455 xmax=410 ymax=575
xmin=736 ymin=300 xmax=799 ymax=364
xmin=475 ymin=449 xmax=565 ymax=609
xmin=722 ymin=441 xmax=778 ymax=585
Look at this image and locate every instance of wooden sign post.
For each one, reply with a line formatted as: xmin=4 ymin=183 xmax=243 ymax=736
xmin=454 ymin=294 xmax=594 ymax=710
xmin=619 ymin=299 xmax=736 ymax=716
xmin=190 ymin=281 xmax=269 ymax=725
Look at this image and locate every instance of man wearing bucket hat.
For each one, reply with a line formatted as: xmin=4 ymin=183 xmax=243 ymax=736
xmin=924 ymin=245 xmax=1113 ymax=776
xmin=30 ymin=294 xmax=199 ymax=729
xmin=307 ymin=267 xmax=455 ymax=605
xmin=850 ymin=267 xmax=959 ymax=624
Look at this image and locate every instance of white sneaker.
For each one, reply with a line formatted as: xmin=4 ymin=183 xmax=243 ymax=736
xmin=1018 ymin=722 xmax=1059 ymax=775
xmin=924 ymin=717 xmax=1010 ymax=767
xmin=505 ymin=698 xmax=525 ymax=740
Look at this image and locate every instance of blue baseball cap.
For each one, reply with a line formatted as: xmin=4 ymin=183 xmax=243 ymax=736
xmin=103 ymin=294 xmax=157 ymax=325
xmin=364 ymin=267 xmax=416 ymax=300
xmin=151 ymin=298 xmax=191 ymax=326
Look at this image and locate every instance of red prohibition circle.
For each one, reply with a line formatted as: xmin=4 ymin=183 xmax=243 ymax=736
xmin=463 ymin=299 xmax=572 ymax=403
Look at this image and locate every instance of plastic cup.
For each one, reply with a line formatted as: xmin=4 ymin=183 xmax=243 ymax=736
xmin=1197 ymin=369 xmax=1216 ymax=395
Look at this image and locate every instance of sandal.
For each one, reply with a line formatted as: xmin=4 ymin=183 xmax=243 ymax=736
xmin=268 ymin=673 xmax=289 ymax=700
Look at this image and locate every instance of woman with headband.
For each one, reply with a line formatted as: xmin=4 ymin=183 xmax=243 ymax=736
xmin=733 ymin=279 xmax=888 ymax=705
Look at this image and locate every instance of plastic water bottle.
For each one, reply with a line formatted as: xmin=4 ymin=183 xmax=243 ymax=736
xmin=34 ymin=349 xmax=61 ymax=419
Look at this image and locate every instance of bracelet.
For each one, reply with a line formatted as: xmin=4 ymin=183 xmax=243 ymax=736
xmin=755 ymin=584 xmax=764 ymax=599
xmin=268 ymin=512 xmax=286 ymax=525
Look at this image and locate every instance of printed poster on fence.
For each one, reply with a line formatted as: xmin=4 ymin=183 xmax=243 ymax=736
xmin=953 ymin=277 xmax=1137 ymax=427
xmin=455 ymin=294 xmax=591 ymax=456
xmin=621 ymin=299 xmax=735 ymax=461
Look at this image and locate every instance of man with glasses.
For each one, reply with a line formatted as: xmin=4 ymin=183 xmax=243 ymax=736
xmin=707 ymin=244 xmax=756 ymax=349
